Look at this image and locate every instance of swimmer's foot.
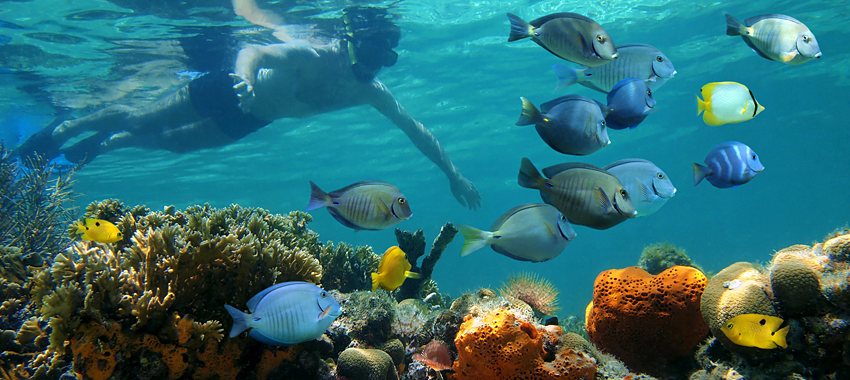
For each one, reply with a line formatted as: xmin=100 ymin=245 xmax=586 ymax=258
xmin=14 ymin=128 xmax=61 ymax=165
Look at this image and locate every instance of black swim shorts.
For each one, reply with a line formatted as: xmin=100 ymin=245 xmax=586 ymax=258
xmin=188 ymin=71 xmax=272 ymax=141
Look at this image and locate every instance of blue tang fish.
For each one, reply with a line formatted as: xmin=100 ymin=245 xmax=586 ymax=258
xmin=457 ymin=203 xmax=576 ymax=262
xmin=693 ymin=141 xmax=764 ymax=188
xmin=515 ymin=95 xmax=610 ymax=156
xmin=600 ymin=78 xmax=657 ymax=130
xmin=604 ymin=159 xmax=676 ymax=217
xmin=225 ymin=281 xmax=342 ymax=346
xmin=552 ymin=43 xmax=676 ymax=93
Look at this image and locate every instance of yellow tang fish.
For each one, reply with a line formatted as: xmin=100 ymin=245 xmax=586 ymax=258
xmin=696 ymin=82 xmax=764 ymax=126
xmin=74 ymin=218 xmax=123 ymax=243
xmin=721 ymin=314 xmax=790 ymax=349
xmin=371 ymin=246 xmax=421 ymax=292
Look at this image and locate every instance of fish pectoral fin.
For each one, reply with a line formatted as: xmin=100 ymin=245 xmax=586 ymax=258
xmin=405 ymin=270 xmax=422 ymax=279
xmin=637 ymin=179 xmax=653 ymax=201
xmin=595 ymin=187 xmax=612 ymax=211
xmin=781 ymin=51 xmax=797 ymax=63
xmin=741 ymin=101 xmax=749 ymax=115
xmin=377 ymin=198 xmax=393 ymax=220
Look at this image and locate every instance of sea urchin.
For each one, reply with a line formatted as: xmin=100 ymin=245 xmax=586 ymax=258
xmin=499 ymin=272 xmax=559 ymax=315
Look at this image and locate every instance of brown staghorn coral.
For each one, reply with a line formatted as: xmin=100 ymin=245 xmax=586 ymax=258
xmin=393 ymin=223 xmax=457 ymax=300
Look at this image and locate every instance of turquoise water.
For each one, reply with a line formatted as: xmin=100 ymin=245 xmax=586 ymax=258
xmin=2 ymin=0 xmax=848 ymax=317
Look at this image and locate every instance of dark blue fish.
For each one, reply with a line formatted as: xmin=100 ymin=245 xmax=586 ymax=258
xmin=693 ymin=141 xmax=764 ymax=188
xmin=600 ymin=78 xmax=657 ymax=130
xmin=0 ymin=20 xmax=24 ymax=30
xmin=515 ymin=95 xmax=610 ymax=156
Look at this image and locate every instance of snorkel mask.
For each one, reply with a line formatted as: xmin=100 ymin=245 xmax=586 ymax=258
xmin=342 ymin=6 xmax=401 ymax=81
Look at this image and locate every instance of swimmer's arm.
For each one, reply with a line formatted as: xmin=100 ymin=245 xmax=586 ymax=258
xmin=367 ymin=80 xmax=481 ymax=209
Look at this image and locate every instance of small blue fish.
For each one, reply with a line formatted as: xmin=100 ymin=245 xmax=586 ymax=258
xmin=603 ymin=159 xmax=676 ymax=217
xmin=516 ymin=95 xmax=610 ymax=156
xmin=600 ymin=78 xmax=657 ymax=130
xmin=225 ymin=281 xmax=341 ymax=346
xmin=693 ymin=141 xmax=764 ymax=188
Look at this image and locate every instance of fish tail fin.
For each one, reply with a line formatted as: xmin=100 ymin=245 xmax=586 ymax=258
xmin=693 ymin=163 xmax=711 ymax=186
xmin=74 ymin=220 xmax=86 ymax=235
xmin=306 ymin=181 xmax=330 ymax=211
xmin=517 ymin=157 xmax=544 ymax=189
xmin=224 ymin=305 xmax=249 ymax=338
xmin=516 ymin=97 xmax=542 ymax=126
xmin=773 ymin=324 xmax=790 ymax=348
xmin=371 ymin=272 xmax=381 ymax=292
xmin=724 ymin=14 xmax=745 ymax=36
xmin=552 ymin=64 xmax=579 ymax=90
xmin=456 ymin=224 xmax=493 ymax=257
xmin=405 ymin=270 xmax=422 ymax=279
xmin=507 ymin=13 xmax=532 ymax=42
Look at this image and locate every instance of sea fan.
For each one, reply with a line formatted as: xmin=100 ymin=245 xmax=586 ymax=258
xmin=498 ymin=272 xmax=559 ymax=315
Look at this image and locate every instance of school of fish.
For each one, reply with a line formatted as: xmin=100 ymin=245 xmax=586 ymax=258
xmin=60 ymin=10 xmax=815 ymax=349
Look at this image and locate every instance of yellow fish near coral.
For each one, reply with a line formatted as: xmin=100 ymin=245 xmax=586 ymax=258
xmin=74 ymin=218 xmax=123 ymax=243
xmin=721 ymin=314 xmax=790 ymax=349
xmin=696 ymin=82 xmax=764 ymax=126
xmin=371 ymin=246 xmax=421 ymax=292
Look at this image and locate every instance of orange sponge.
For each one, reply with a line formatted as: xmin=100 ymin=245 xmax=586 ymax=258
xmin=451 ymin=309 xmax=596 ymax=380
xmin=586 ymin=266 xmax=708 ymax=377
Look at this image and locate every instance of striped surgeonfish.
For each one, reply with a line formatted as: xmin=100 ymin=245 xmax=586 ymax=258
xmin=507 ymin=12 xmax=618 ymax=67
xmin=518 ymin=158 xmax=636 ymax=230
xmin=306 ymin=180 xmax=412 ymax=230
xmin=693 ymin=141 xmax=764 ymax=188
xmin=224 ymin=281 xmax=341 ymax=346
xmin=552 ymin=43 xmax=676 ymax=93
xmin=726 ymin=14 xmax=821 ymax=65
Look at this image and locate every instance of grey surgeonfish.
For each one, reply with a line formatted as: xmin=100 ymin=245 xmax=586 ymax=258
xmin=516 ymin=96 xmax=610 ymax=155
xmin=507 ymin=12 xmax=618 ymax=67
xmin=224 ymin=281 xmax=342 ymax=346
xmin=552 ymin=43 xmax=676 ymax=93
xmin=603 ymin=159 xmax=676 ymax=217
xmin=518 ymin=158 xmax=636 ymax=230
xmin=457 ymin=203 xmax=577 ymax=262
xmin=306 ymin=180 xmax=412 ymax=231
xmin=726 ymin=14 xmax=821 ymax=65
xmin=600 ymin=78 xmax=657 ymax=130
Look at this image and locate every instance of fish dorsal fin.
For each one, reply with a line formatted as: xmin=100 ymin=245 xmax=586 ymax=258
xmin=489 ymin=203 xmax=543 ymax=231
xmin=530 ymin=12 xmax=596 ymax=27
xmin=595 ymin=187 xmax=612 ymax=211
xmin=603 ymin=158 xmax=651 ymax=170
xmin=539 ymin=95 xmax=592 ymax=113
xmin=327 ymin=180 xmax=392 ymax=198
xmin=542 ymin=162 xmax=608 ymax=178
xmin=744 ymin=14 xmax=803 ymax=27
xmin=246 ymin=281 xmax=303 ymax=312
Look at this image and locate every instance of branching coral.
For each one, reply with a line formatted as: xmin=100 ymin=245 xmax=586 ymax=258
xmin=393 ymin=223 xmax=457 ymax=300
xmin=319 ymin=241 xmax=379 ymax=292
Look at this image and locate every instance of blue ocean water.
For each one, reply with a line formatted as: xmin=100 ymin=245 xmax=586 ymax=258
xmin=1 ymin=0 xmax=848 ymax=318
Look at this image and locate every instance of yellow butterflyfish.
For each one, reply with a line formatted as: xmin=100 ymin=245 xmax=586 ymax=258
xmin=721 ymin=314 xmax=789 ymax=349
xmin=74 ymin=218 xmax=123 ymax=244
xmin=371 ymin=246 xmax=421 ymax=292
xmin=696 ymin=82 xmax=764 ymax=126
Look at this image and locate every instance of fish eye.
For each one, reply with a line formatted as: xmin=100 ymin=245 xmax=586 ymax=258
xmin=601 ymin=120 xmax=606 ymax=126
xmin=560 ymin=214 xmax=567 ymax=222
xmin=646 ymin=89 xmax=652 ymax=96
xmin=802 ymin=34 xmax=809 ymax=42
xmin=751 ymin=154 xmax=756 ymax=160
xmin=726 ymin=323 xmax=733 ymax=329
xmin=657 ymin=173 xmax=664 ymax=179
xmin=620 ymin=189 xmax=627 ymax=197
xmin=398 ymin=197 xmax=406 ymax=205
xmin=596 ymin=34 xmax=605 ymax=43
xmin=655 ymin=55 xmax=663 ymax=62
xmin=320 ymin=291 xmax=328 ymax=298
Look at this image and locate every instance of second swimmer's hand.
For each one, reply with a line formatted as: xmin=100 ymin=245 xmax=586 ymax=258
xmin=450 ymin=175 xmax=481 ymax=211
xmin=230 ymin=73 xmax=255 ymax=112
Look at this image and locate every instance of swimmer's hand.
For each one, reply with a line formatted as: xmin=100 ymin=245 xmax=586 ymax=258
xmin=230 ymin=73 xmax=256 ymax=112
xmin=450 ymin=175 xmax=481 ymax=211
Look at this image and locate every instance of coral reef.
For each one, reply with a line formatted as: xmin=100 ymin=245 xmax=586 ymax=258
xmin=320 ymin=241 xmax=379 ymax=293
xmin=694 ymin=232 xmax=850 ymax=379
xmin=451 ymin=307 xmax=597 ymax=380
xmin=585 ymin=266 xmax=708 ymax=377
xmin=330 ymin=290 xmax=397 ymax=348
xmin=337 ymin=347 xmax=399 ymax=380
xmin=498 ymin=272 xmax=559 ymax=316
xmin=393 ymin=223 xmax=457 ymax=301
xmin=637 ymin=241 xmax=701 ymax=275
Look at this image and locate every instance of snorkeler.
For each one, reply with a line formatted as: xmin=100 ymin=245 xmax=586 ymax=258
xmin=15 ymin=6 xmax=481 ymax=210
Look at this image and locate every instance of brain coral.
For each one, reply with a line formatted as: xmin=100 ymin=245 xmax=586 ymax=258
xmin=336 ymin=348 xmax=398 ymax=380
xmin=700 ymin=262 xmax=778 ymax=352
xmin=452 ymin=308 xmax=596 ymax=380
xmin=585 ymin=265 xmax=708 ymax=377
xmin=769 ymin=259 xmax=822 ymax=316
